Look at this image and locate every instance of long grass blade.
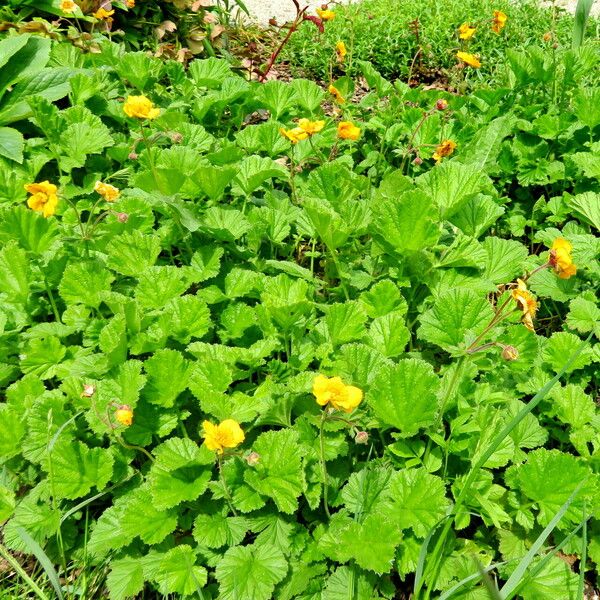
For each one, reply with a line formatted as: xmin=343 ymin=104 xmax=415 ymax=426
xmin=16 ymin=527 xmax=65 ymax=600
xmin=577 ymin=502 xmax=587 ymax=600
xmin=573 ymin=0 xmax=595 ymax=49
xmin=499 ymin=481 xmax=584 ymax=599
xmin=438 ymin=560 xmax=506 ymax=600
xmin=0 ymin=542 xmax=49 ymax=600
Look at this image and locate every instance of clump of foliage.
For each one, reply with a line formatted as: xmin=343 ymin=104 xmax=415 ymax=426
xmin=284 ymin=0 xmax=588 ymax=83
xmin=0 ymin=3 xmax=599 ymax=600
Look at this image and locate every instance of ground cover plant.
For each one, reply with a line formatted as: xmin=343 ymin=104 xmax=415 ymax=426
xmin=0 ymin=1 xmax=599 ymax=599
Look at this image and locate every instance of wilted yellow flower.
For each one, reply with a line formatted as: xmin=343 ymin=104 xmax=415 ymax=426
xmin=316 ymin=7 xmax=335 ymax=21
xmin=60 ymin=0 xmax=77 ymax=13
xmin=335 ymin=41 xmax=347 ymax=62
xmin=123 ymin=95 xmax=160 ymax=119
xmin=202 ymin=419 xmax=245 ymax=454
xmin=313 ymin=375 xmax=363 ymax=413
xmin=115 ymin=405 xmax=133 ymax=426
xmin=298 ymin=118 xmax=325 ymax=135
xmin=501 ymin=345 xmax=519 ymax=361
xmin=511 ymin=279 xmax=538 ymax=332
xmin=549 ymin=238 xmax=576 ymax=279
xmin=456 ymin=51 xmax=481 ymax=68
xmin=94 ymin=180 xmax=120 ymax=202
xmin=25 ymin=181 xmax=58 ymax=218
xmin=432 ymin=140 xmax=456 ymax=162
xmin=492 ymin=10 xmax=508 ymax=34
xmin=93 ymin=7 xmax=114 ymax=19
xmin=328 ymin=84 xmax=346 ymax=104
xmin=280 ymin=127 xmax=309 ymax=144
xmin=81 ymin=384 xmax=96 ymax=398
xmin=337 ymin=121 xmax=361 ymax=140
xmin=458 ymin=23 xmax=476 ymax=40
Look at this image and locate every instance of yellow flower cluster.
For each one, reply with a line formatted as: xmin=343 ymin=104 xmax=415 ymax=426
xmin=25 ymin=181 xmax=58 ymax=218
xmin=123 ymin=95 xmax=160 ymax=119
xmin=512 ymin=279 xmax=538 ymax=332
xmin=337 ymin=121 xmax=361 ymax=140
xmin=433 ymin=140 xmax=457 ymax=162
xmin=458 ymin=23 xmax=476 ymax=40
xmin=316 ymin=7 xmax=335 ymax=21
xmin=550 ymin=238 xmax=576 ymax=279
xmin=115 ymin=405 xmax=134 ymax=426
xmin=328 ymin=84 xmax=345 ymax=104
xmin=60 ymin=0 xmax=77 ymax=14
xmin=335 ymin=41 xmax=347 ymax=62
xmin=456 ymin=51 xmax=481 ymax=68
xmin=492 ymin=10 xmax=508 ymax=34
xmin=94 ymin=180 xmax=120 ymax=202
xmin=280 ymin=118 xmax=325 ymax=143
xmin=313 ymin=375 xmax=363 ymax=413
xmin=202 ymin=419 xmax=245 ymax=454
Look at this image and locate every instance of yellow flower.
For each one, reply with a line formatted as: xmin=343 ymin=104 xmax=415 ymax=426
xmin=60 ymin=0 xmax=77 ymax=13
xmin=312 ymin=374 xmax=363 ymax=413
xmin=126 ymin=0 xmax=135 ymax=7
xmin=298 ymin=118 xmax=325 ymax=135
xmin=24 ymin=181 xmax=58 ymax=218
xmin=123 ymin=95 xmax=160 ymax=119
xmin=432 ymin=140 xmax=456 ymax=162
xmin=280 ymin=127 xmax=309 ymax=144
xmin=458 ymin=23 xmax=476 ymax=40
xmin=492 ymin=10 xmax=508 ymax=34
xmin=337 ymin=121 xmax=361 ymax=140
xmin=549 ymin=238 xmax=577 ymax=279
xmin=335 ymin=41 xmax=347 ymax=62
xmin=202 ymin=419 xmax=245 ymax=454
xmin=328 ymin=84 xmax=346 ymax=104
xmin=511 ymin=279 xmax=538 ymax=332
xmin=115 ymin=405 xmax=133 ymax=426
xmin=94 ymin=180 xmax=120 ymax=202
xmin=456 ymin=51 xmax=481 ymax=68
xmin=93 ymin=7 xmax=114 ymax=19
xmin=316 ymin=7 xmax=335 ymax=21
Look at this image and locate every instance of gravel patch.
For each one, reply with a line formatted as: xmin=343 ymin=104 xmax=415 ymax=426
xmin=239 ymin=0 xmax=600 ymax=25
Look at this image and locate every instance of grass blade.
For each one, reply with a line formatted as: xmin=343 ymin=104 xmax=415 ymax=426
xmin=573 ymin=0 xmax=595 ymax=49
xmin=16 ymin=527 xmax=65 ymax=600
xmin=499 ymin=482 xmax=584 ymax=599
xmin=577 ymin=502 xmax=587 ymax=600
xmin=438 ymin=560 xmax=506 ymax=600
xmin=0 ymin=542 xmax=49 ymax=600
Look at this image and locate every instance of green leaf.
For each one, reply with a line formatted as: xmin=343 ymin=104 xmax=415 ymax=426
xmin=368 ymin=358 xmax=440 ymax=435
xmin=322 ymin=301 xmax=367 ymax=346
xmin=388 ymin=469 xmax=450 ymax=538
xmin=160 ymin=295 xmax=211 ymax=344
xmin=0 ymin=35 xmax=50 ymax=100
xmin=483 ymin=238 xmax=529 ymax=283
xmin=372 ymin=189 xmax=439 ymax=253
xmin=21 ymin=337 xmax=66 ymax=379
xmin=437 ymin=233 xmax=486 ymax=269
xmin=542 ymin=332 xmax=594 ymax=374
xmin=506 ymin=449 xmax=595 ymax=527
xmin=99 ymin=314 xmax=127 ymax=368
xmin=518 ymin=556 xmax=579 ymax=600
xmin=0 ymin=405 xmax=26 ymax=461
xmin=193 ymin=513 xmax=248 ymax=549
xmin=58 ymin=114 xmax=113 ymax=171
xmin=135 ymin=266 xmax=187 ymax=309
xmin=290 ymin=78 xmax=325 ymax=112
xmin=0 ymin=484 xmax=16 ymax=523
xmin=107 ymin=557 xmax=144 ymax=600
xmin=416 ymin=161 xmax=492 ymax=219
xmin=342 ymin=466 xmax=394 ymax=520
xmin=255 ymin=80 xmax=297 ymax=118
xmin=45 ymin=440 xmax=113 ymax=500
xmin=148 ymin=438 xmax=212 ymax=509
xmin=550 ymin=384 xmax=596 ymax=429
xmin=191 ymin=164 xmax=236 ymax=200
xmin=339 ymin=513 xmax=401 ymax=574
xmin=460 ymin=114 xmax=515 ymax=171
xmin=59 ymin=260 xmax=113 ymax=308
xmin=216 ymin=542 xmax=288 ymax=600
xmin=202 ymin=207 xmax=251 ymax=242
xmin=567 ymin=191 xmax=600 ymax=231
xmin=360 ymin=280 xmax=407 ymax=318
xmin=189 ymin=57 xmax=233 ymax=88
xmin=418 ymin=288 xmax=495 ymax=354
xmin=232 ymin=155 xmax=288 ymax=195
xmin=566 ymin=296 xmax=600 ymax=337
xmin=0 ymin=127 xmax=23 ymax=162
xmin=0 ymin=241 xmax=29 ymax=304
xmin=0 ymin=206 xmax=60 ymax=254
xmin=188 ymin=246 xmax=223 ymax=282
xmin=107 ymin=230 xmax=161 ymax=277
xmin=154 ymin=545 xmax=208 ymax=596
xmin=367 ymin=311 xmax=410 ymax=357
xmin=450 ymin=194 xmax=505 ymax=238
xmin=244 ymin=429 xmax=303 ymax=513
xmin=142 ymin=349 xmax=190 ymax=407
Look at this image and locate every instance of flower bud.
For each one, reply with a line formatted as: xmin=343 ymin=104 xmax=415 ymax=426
xmin=413 ymin=156 xmax=423 ymax=166
xmin=81 ymin=384 xmax=96 ymax=398
xmin=116 ymin=212 xmax=129 ymax=223
xmin=435 ymin=98 xmax=448 ymax=110
xmin=128 ymin=152 xmax=138 ymax=160
xmin=501 ymin=345 xmax=519 ymax=361
xmin=170 ymin=132 xmax=183 ymax=144
xmin=355 ymin=431 xmax=369 ymax=445
xmin=543 ymin=32 xmax=552 ymax=42
xmin=115 ymin=404 xmax=134 ymax=426
xmin=245 ymin=451 xmax=260 ymax=466
xmin=268 ymin=17 xmax=277 ymax=26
